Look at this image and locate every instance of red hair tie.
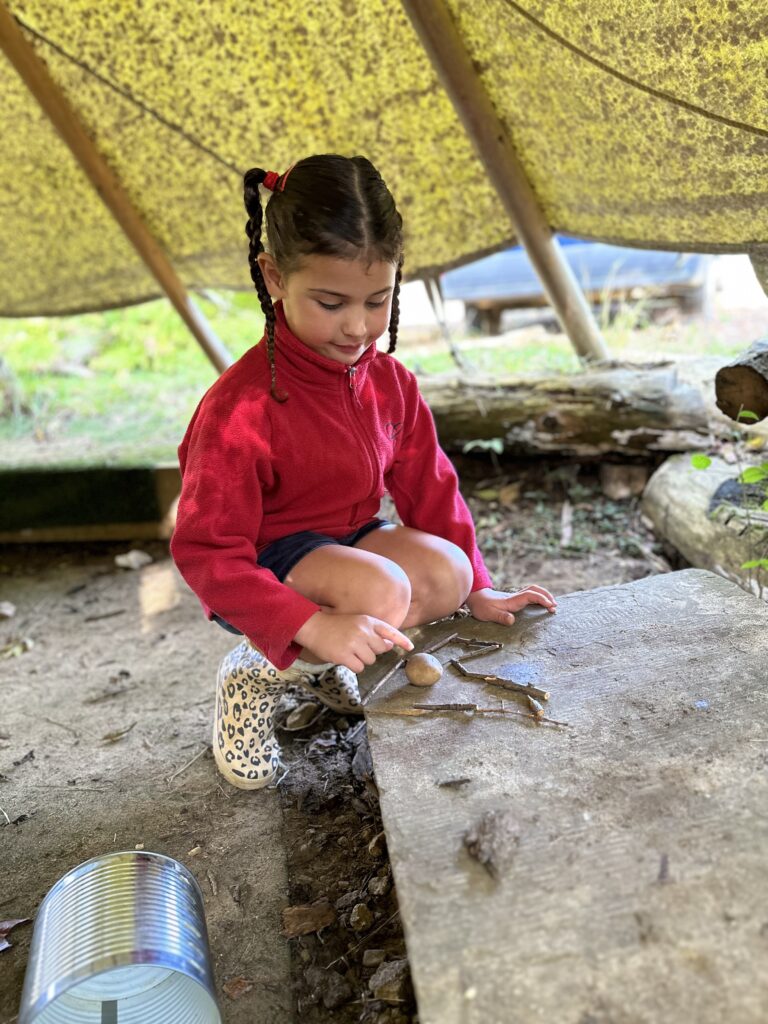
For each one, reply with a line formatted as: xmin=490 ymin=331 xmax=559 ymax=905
xmin=279 ymin=163 xmax=296 ymax=191
xmin=262 ymin=165 xmax=295 ymax=193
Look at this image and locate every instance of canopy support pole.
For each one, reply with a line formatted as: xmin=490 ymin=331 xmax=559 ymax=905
xmin=0 ymin=2 xmax=232 ymax=374
xmin=402 ymin=0 xmax=608 ymax=362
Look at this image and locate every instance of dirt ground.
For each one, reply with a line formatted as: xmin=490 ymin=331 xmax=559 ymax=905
xmin=0 ymin=460 xmax=675 ymax=1023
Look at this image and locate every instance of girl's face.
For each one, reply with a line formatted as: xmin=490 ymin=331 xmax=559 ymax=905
xmin=258 ymin=253 xmax=397 ymax=365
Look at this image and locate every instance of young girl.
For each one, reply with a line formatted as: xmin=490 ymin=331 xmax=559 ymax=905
xmin=171 ymin=154 xmax=556 ymax=791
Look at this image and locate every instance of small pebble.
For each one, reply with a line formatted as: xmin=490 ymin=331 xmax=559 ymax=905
xmin=349 ymin=903 xmax=373 ymax=932
xmin=362 ymin=948 xmax=386 ymax=968
xmin=368 ymin=875 xmax=391 ymax=897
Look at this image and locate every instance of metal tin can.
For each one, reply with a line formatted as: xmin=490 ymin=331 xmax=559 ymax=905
xmin=18 ymin=850 xmax=222 ymax=1023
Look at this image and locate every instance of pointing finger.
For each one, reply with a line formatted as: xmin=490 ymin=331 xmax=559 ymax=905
xmin=375 ymin=622 xmax=414 ymax=651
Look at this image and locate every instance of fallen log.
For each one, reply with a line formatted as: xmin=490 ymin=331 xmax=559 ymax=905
xmin=642 ymin=453 xmax=768 ymax=601
xmin=715 ymin=340 xmax=768 ymax=423
xmin=420 ymin=361 xmax=715 ymax=458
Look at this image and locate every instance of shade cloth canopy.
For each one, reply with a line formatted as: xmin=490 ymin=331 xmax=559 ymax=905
xmin=2 ymin=0 xmax=768 ymax=317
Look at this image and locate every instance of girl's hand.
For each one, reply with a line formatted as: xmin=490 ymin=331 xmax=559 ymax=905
xmin=294 ymin=611 xmax=413 ymax=673
xmin=466 ymin=585 xmax=557 ymax=626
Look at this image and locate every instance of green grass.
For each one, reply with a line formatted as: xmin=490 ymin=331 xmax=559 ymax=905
xmin=0 ymin=292 xmax=264 ymax=467
xmin=0 ymin=294 xmax=750 ymax=469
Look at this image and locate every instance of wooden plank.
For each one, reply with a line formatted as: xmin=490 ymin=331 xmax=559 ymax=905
xmin=362 ymin=570 xmax=768 ymax=1024
xmin=0 ymin=2 xmax=232 ymax=374
xmin=401 ymin=0 xmax=608 ymax=362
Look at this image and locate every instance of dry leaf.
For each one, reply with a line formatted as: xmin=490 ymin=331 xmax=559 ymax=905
xmin=223 ymin=976 xmax=254 ymax=1000
xmin=0 ymin=918 xmax=31 ymax=953
xmin=281 ymin=899 xmax=336 ymax=937
xmin=0 ymin=637 xmax=33 ymax=660
xmin=283 ymin=703 xmax=322 ymax=731
xmin=498 ymin=482 xmax=521 ymax=507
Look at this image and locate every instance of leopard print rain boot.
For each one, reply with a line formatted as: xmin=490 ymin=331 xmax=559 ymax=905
xmin=213 ymin=640 xmax=289 ymax=790
xmin=292 ymin=662 xmax=365 ymax=716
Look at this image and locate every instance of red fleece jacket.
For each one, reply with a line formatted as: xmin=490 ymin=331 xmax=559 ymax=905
xmin=171 ymin=303 xmax=493 ymax=668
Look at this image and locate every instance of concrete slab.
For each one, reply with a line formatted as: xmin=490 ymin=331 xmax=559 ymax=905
xmin=363 ymin=570 xmax=768 ymax=1024
xmin=0 ymin=547 xmax=293 ymax=1024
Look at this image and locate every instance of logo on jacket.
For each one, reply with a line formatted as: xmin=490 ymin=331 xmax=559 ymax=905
xmin=385 ymin=421 xmax=403 ymax=440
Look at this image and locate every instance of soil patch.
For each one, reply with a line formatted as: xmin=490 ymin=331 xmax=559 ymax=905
xmin=0 ymin=460 xmax=675 ymax=1022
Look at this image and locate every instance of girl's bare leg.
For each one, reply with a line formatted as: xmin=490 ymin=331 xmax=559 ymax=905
xmin=354 ymin=525 xmax=473 ymax=628
xmin=283 ymin=526 xmax=473 ymax=660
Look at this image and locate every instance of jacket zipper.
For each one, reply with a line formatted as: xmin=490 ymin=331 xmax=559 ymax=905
xmin=344 ymin=365 xmax=379 ymax=517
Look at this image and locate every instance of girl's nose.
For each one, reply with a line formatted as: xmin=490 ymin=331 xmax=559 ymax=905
xmin=342 ymin=312 xmax=367 ymax=339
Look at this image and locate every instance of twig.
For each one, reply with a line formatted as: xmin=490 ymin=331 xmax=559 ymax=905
xmin=363 ymin=632 xmax=461 ymax=705
xmin=326 ymin=910 xmax=401 ymax=968
xmin=373 ymin=703 xmax=570 ymax=727
xmin=0 ymin=804 xmax=11 ymax=825
xmin=454 ymin=644 xmax=503 ymax=662
xmin=423 ymin=631 xmax=459 ymax=654
xmin=42 ymin=716 xmax=79 ymax=737
xmin=84 ymin=609 xmax=126 ymax=623
xmin=362 ymin=657 xmax=406 ymax=706
xmin=449 ymin=659 xmax=550 ymax=700
xmin=344 ymin=720 xmax=367 ymax=744
xmin=167 ymin=744 xmax=209 ymax=784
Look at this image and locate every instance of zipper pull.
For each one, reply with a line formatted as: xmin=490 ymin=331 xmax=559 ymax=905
xmin=347 ymin=366 xmax=357 ymax=391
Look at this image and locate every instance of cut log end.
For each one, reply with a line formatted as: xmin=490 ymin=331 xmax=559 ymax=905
xmin=714 ymin=341 xmax=768 ymax=423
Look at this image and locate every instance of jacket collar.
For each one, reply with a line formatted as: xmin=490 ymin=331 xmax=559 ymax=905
xmin=271 ymin=301 xmax=377 ymax=389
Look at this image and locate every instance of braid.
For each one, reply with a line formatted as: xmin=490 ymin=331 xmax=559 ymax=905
xmin=244 ymin=169 xmax=287 ymax=402
xmin=387 ymin=259 xmax=403 ymax=354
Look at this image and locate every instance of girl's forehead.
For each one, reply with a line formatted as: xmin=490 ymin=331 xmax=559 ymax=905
xmin=293 ymin=254 xmax=396 ymax=294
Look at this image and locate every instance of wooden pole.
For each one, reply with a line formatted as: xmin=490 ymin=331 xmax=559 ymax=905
xmin=401 ymin=0 xmax=608 ymax=362
xmin=0 ymin=3 xmax=233 ymax=374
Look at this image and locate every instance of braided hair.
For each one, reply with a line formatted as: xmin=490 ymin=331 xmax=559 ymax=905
xmin=243 ymin=156 xmax=404 ymax=401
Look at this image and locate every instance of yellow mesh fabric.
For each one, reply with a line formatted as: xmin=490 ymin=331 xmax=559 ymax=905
xmin=2 ymin=0 xmax=767 ymax=315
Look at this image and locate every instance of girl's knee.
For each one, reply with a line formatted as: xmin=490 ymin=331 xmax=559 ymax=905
xmin=412 ymin=543 xmax=473 ymax=612
xmin=312 ymin=553 xmax=411 ymax=624
xmin=366 ymin=558 xmax=412 ymax=623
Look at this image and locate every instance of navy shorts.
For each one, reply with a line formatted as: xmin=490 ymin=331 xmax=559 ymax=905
xmin=212 ymin=518 xmax=391 ymax=636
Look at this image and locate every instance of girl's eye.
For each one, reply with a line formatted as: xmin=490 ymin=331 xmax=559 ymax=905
xmin=318 ymin=301 xmax=342 ymax=311
xmin=366 ymin=300 xmax=387 ymax=309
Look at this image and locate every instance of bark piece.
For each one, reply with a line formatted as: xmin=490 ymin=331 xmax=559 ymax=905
xmin=463 ymin=809 xmax=520 ymax=880
xmin=281 ymin=899 xmax=336 ymax=937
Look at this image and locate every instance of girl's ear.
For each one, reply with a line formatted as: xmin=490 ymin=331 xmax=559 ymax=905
xmin=257 ymin=253 xmax=287 ymax=299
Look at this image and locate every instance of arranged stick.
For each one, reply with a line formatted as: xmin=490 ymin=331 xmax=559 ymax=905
xmin=424 ymin=631 xmax=460 ymax=655
xmin=371 ymin=702 xmax=570 ymax=727
xmin=449 ymin=659 xmax=550 ymax=701
xmin=453 ymin=643 xmax=503 ymax=662
xmin=362 ymin=632 xmax=460 ymax=706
